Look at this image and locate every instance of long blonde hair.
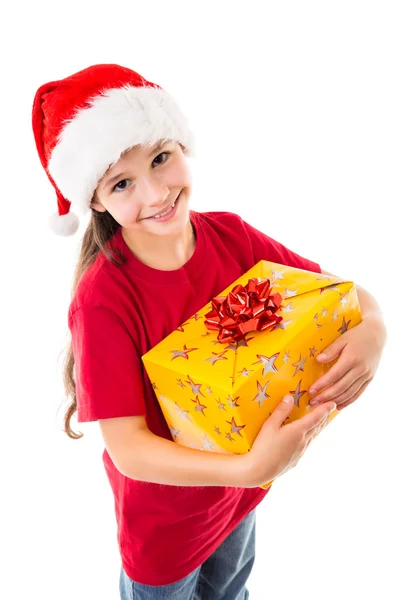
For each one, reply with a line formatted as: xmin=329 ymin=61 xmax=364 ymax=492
xmin=59 ymin=207 xmax=126 ymax=438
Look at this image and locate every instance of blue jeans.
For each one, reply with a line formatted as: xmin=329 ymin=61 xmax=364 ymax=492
xmin=119 ymin=508 xmax=256 ymax=599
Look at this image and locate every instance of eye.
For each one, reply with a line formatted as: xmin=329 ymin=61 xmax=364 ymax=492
xmin=112 ymin=152 xmax=170 ymax=193
xmin=113 ymin=179 xmax=130 ymax=192
xmin=152 ymin=151 xmax=170 ymax=166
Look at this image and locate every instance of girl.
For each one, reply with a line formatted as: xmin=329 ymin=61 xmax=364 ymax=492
xmin=32 ymin=64 xmax=338 ymax=599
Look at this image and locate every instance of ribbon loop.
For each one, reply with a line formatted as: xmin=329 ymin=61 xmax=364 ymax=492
xmin=204 ymin=277 xmax=282 ymax=343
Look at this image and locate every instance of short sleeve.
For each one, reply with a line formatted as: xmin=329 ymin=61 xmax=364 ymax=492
xmin=240 ymin=217 xmax=321 ymax=274
xmin=68 ymin=305 xmax=146 ymax=422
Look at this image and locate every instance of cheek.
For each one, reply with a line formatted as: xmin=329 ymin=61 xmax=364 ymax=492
xmin=108 ymin=201 xmax=141 ymax=226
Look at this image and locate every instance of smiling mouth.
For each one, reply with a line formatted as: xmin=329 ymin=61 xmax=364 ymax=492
xmin=144 ymin=192 xmax=181 ymax=220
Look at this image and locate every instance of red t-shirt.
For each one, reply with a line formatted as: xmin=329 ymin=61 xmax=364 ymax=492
xmin=68 ymin=210 xmax=321 ymax=585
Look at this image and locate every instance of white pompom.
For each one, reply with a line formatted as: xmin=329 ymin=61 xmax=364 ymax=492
xmin=49 ymin=211 xmax=80 ymax=236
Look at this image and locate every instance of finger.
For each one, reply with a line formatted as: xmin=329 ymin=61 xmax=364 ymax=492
xmin=302 ymin=410 xmax=331 ymax=456
xmin=269 ymin=395 xmax=295 ymax=429
xmin=304 ymin=421 xmax=327 ymax=452
xmin=305 ymin=402 xmax=336 ymax=435
xmin=326 ymin=375 xmax=367 ymax=406
xmin=316 ymin=336 xmax=348 ymax=364
xmin=310 ymin=370 xmax=363 ymax=405
xmin=304 ymin=412 xmax=330 ymax=444
xmin=336 ymin=379 xmax=371 ymax=411
xmin=309 ymin=411 xmax=330 ymax=437
xmin=309 ymin=361 xmax=353 ymax=398
xmin=300 ymin=402 xmax=337 ymax=433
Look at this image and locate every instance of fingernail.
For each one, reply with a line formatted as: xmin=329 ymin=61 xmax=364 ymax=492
xmin=284 ymin=395 xmax=293 ymax=403
xmin=309 ymin=388 xmax=317 ymax=396
xmin=310 ymin=400 xmax=318 ymax=406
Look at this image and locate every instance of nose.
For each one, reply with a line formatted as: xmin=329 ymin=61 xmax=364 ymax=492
xmin=137 ymin=177 xmax=170 ymax=207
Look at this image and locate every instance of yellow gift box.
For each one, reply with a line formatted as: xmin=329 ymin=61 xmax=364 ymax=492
xmin=142 ymin=260 xmax=362 ymax=489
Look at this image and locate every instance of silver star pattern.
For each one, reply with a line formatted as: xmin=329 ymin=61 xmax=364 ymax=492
xmin=237 ymin=337 xmax=254 ymax=348
xmin=226 ymin=395 xmax=240 ymax=408
xmin=281 ymin=301 xmax=296 ymax=313
xmin=339 ymin=293 xmax=349 ymax=307
xmin=338 ymin=316 xmax=351 ymax=334
xmin=191 ymin=396 xmax=208 ymax=415
xmin=176 ymin=321 xmax=191 ymax=332
xmin=292 ymin=353 xmax=307 ymax=376
xmin=226 ymin=417 xmax=246 ymax=438
xmin=204 ymin=350 xmax=229 ymax=365
xmin=173 ymin=402 xmax=192 ymax=422
xmin=169 ymin=426 xmax=181 ymax=439
xmin=225 ymin=343 xmax=238 ymax=352
xmin=273 ymin=318 xmax=295 ymax=331
xmin=240 ymin=368 xmax=253 ymax=377
xmin=270 ymin=269 xmax=285 ymax=283
xmin=200 ymin=434 xmax=215 ymax=450
xmin=185 ymin=374 xmax=205 ymax=397
xmin=252 ymin=380 xmax=271 ymax=408
xmin=170 ymin=344 xmax=198 ymax=360
xmin=215 ymin=398 xmax=227 ymax=411
xmin=313 ymin=313 xmax=323 ymax=328
xmin=192 ymin=396 xmax=207 ymax=416
xmin=284 ymin=287 xmax=299 ymax=297
xmin=252 ymin=353 xmax=279 ymax=377
xmin=290 ymin=380 xmax=307 ymax=408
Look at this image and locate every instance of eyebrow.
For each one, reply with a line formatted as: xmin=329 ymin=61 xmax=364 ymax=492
xmin=102 ymin=141 xmax=167 ymax=190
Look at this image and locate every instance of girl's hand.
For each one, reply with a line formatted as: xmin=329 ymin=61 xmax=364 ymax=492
xmin=246 ymin=394 xmax=337 ymax=487
xmin=308 ymin=316 xmax=386 ymax=411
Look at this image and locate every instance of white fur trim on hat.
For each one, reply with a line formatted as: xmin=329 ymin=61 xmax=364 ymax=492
xmin=47 ymin=85 xmax=195 ymax=214
xmin=49 ymin=211 xmax=80 ymax=236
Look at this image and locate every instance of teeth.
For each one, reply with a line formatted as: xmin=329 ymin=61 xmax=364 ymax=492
xmin=153 ymin=200 xmax=176 ymax=219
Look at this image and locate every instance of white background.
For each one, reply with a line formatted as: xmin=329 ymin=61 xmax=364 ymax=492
xmin=2 ymin=1 xmax=399 ymax=598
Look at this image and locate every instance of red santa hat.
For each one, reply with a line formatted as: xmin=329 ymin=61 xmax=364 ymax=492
xmin=32 ymin=63 xmax=195 ymax=236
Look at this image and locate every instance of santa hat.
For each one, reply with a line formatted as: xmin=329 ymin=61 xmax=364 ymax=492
xmin=31 ymin=63 xmax=195 ymax=236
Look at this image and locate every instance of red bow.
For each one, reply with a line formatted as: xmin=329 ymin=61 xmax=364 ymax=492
xmin=204 ymin=278 xmax=283 ymax=343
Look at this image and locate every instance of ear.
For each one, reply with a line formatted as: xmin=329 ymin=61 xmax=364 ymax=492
xmin=90 ymin=196 xmax=107 ymax=213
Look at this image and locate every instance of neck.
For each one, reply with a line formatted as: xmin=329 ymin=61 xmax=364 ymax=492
xmin=121 ymin=219 xmax=196 ymax=271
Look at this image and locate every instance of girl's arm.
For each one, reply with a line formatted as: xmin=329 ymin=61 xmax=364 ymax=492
xmin=99 ymin=415 xmax=252 ymax=487
xmin=99 ymin=393 xmax=334 ymax=489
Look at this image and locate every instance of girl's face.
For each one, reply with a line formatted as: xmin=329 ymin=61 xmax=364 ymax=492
xmin=91 ymin=141 xmax=192 ymax=237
